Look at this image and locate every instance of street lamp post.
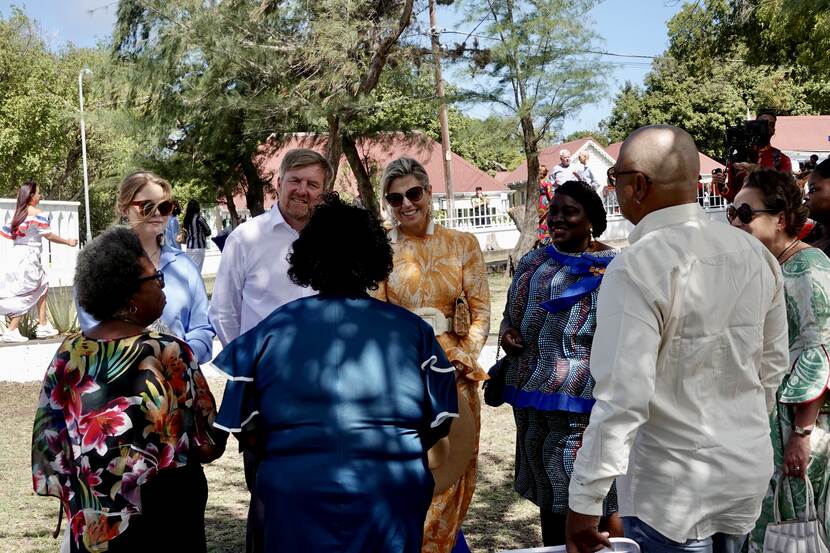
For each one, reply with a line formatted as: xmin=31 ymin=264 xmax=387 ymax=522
xmin=78 ymin=68 xmax=93 ymax=243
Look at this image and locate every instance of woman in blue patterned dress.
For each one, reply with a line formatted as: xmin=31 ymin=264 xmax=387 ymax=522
xmin=499 ymin=180 xmax=621 ymax=546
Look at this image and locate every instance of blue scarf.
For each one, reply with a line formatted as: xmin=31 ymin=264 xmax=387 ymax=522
xmin=540 ymin=245 xmax=611 ymax=314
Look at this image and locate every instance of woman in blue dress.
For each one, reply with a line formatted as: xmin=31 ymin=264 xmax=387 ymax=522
xmin=213 ymin=194 xmax=461 ymax=553
xmin=500 ymin=180 xmax=621 ymax=546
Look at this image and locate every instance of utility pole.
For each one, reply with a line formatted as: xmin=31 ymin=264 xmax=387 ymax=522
xmin=429 ymin=0 xmax=455 ymax=226
xmin=78 ymin=68 xmax=93 ymax=243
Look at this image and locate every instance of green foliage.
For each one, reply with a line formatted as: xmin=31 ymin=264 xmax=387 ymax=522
xmin=457 ymin=0 xmax=608 ymax=256
xmin=47 ymin=286 xmax=80 ymax=334
xmin=450 ymin=115 xmax=525 ymax=172
xmin=0 ymin=10 xmax=143 ymax=237
xmin=727 ymin=0 xmax=830 ymax=86
xmin=601 ymin=1 xmax=822 ymax=159
xmin=563 ymin=129 xmax=609 ymax=147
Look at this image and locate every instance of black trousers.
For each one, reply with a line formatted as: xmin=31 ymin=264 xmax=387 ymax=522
xmin=243 ymin=449 xmax=266 ymax=553
xmin=71 ymin=463 xmax=208 ymax=553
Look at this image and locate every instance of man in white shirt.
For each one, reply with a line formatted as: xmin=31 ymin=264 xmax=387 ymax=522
xmin=552 ymin=149 xmax=578 ymax=187
xmin=209 ymin=148 xmax=332 ymax=553
xmin=209 ymin=148 xmax=332 ymax=345
xmin=565 ymin=125 xmax=789 ymax=553
xmin=576 ymin=151 xmax=599 ymax=192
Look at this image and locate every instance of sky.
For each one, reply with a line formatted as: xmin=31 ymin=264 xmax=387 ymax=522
xmin=1 ymin=0 xmax=685 ymax=138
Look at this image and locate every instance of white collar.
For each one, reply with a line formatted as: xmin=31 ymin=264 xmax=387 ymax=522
xmin=389 ymin=220 xmax=435 ymax=243
xmin=629 ymin=202 xmax=703 ymax=245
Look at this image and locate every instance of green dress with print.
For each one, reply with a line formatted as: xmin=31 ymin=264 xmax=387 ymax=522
xmin=748 ymin=248 xmax=830 ymax=552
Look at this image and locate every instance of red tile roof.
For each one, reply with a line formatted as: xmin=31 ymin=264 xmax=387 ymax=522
xmin=772 ymin=115 xmax=830 ymax=152
xmin=604 ymin=142 xmax=724 ymax=175
xmin=252 ymin=132 xmax=503 ymax=196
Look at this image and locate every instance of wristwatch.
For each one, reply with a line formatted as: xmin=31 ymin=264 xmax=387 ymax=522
xmin=793 ymin=424 xmax=815 ymax=437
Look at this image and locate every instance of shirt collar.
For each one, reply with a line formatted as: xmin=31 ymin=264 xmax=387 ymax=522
xmin=270 ymin=205 xmax=291 ymax=228
xmin=389 ymin=220 xmax=435 ymax=243
xmin=629 ymin=202 xmax=703 ymax=245
xmin=159 ymin=243 xmax=180 ymax=270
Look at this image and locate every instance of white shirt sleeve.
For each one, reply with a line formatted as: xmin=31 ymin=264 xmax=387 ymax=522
xmin=208 ymin=232 xmax=245 ymax=346
xmin=760 ymin=274 xmax=789 ymax=413
xmin=568 ymin=266 xmax=661 ymax=515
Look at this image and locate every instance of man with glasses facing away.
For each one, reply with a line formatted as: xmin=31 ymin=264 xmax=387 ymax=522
xmin=209 ymin=148 xmax=333 ymax=553
xmin=565 ymin=125 xmax=789 ymax=553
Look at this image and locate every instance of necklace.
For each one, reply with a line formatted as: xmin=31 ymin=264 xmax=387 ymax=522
xmin=777 ymin=238 xmax=799 ymax=263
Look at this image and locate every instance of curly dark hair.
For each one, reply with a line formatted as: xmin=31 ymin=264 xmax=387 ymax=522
xmin=74 ymin=227 xmax=148 ymax=321
xmin=815 ymin=158 xmax=830 ymax=180
xmin=743 ymin=168 xmax=809 ymax=237
xmin=288 ymin=194 xmax=393 ymax=295
xmin=554 ymin=180 xmax=608 ymax=237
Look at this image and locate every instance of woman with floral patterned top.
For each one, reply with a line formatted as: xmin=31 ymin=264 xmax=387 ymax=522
xmin=373 ymin=157 xmax=490 ymax=553
xmin=730 ymin=169 xmax=830 ymax=552
xmin=31 ymin=227 xmax=223 ymax=553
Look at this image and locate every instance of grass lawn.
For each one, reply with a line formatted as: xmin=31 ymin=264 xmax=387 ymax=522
xmin=2 ymin=274 xmax=542 ymax=552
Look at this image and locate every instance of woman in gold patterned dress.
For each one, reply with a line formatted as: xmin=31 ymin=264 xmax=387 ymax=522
xmin=374 ymin=157 xmax=490 ymax=553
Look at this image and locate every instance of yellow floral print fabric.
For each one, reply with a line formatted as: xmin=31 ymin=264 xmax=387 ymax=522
xmin=374 ymin=223 xmax=490 ymax=553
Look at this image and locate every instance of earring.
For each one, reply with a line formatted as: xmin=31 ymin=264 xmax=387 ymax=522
xmin=128 ymin=304 xmax=138 ymax=315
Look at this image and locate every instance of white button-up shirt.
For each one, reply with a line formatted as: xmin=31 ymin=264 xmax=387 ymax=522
xmin=209 ymin=206 xmax=314 ymax=346
xmin=569 ymin=203 xmax=789 ymax=542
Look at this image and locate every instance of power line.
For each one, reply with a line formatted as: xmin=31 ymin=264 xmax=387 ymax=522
xmin=436 ymin=30 xmax=658 ymax=60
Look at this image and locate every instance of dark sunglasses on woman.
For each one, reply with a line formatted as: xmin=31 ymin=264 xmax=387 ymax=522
xmin=726 ymin=203 xmax=778 ymax=225
xmin=137 ymin=269 xmax=165 ymax=288
xmin=130 ymin=199 xmax=175 ymax=217
xmin=385 ymin=186 xmax=425 ymax=208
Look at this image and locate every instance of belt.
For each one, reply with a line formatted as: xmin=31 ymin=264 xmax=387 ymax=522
xmin=413 ymin=307 xmax=454 ymax=336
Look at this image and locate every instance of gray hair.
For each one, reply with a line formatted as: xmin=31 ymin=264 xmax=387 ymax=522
xmin=279 ymin=149 xmax=334 ymax=186
xmin=560 ymin=149 xmax=572 ymax=158
xmin=380 ymin=157 xmax=430 ymax=197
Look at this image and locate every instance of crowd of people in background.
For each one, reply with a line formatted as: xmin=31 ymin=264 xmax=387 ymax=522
xmin=13 ymin=117 xmax=830 ymax=552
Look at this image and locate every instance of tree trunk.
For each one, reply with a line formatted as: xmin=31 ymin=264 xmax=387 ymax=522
xmin=240 ymin=155 xmax=267 ymax=217
xmin=324 ymin=115 xmax=342 ymax=192
xmin=342 ymin=134 xmax=380 ymax=216
xmin=510 ymin=115 xmax=542 ymax=265
xmin=219 ymin=177 xmax=241 ymax=228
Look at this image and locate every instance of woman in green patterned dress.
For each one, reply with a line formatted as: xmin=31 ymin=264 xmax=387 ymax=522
xmin=730 ymin=168 xmax=830 ymax=552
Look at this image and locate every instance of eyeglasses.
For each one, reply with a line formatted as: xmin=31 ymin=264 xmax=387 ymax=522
xmin=129 ymin=200 xmax=174 ymax=217
xmin=385 ymin=186 xmax=426 ymax=208
xmin=137 ymin=270 xmax=165 ymax=288
xmin=726 ymin=203 xmax=778 ymax=224
xmin=607 ymin=166 xmax=652 ymax=183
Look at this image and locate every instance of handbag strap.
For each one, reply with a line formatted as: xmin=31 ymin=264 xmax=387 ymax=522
xmin=774 ymin=473 xmax=817 ymax=523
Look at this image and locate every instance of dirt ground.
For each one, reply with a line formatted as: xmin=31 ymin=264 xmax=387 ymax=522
xmin=1 ymin=274 xmax=545 ymax=552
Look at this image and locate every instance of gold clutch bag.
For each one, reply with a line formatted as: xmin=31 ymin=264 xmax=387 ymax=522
xmin=454 ymin=296 xmax=470 ymax=337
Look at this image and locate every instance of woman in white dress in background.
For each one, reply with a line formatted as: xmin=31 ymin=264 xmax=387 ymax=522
xmin=0 ymin=180 xmax=77 ymax=342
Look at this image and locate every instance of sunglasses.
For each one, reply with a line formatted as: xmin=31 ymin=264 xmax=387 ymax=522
xmin=726 ymin=203 xmax=778 ymax=224
xmin=137 ymin=270 xmax=165 ymax=288
xmin=129 ymin=200 xmax=174 ymax=217
xmin=385 ymin=186 xmax=425 ymax=208
xmin=607 ymin=166 xmax=652 ymax=183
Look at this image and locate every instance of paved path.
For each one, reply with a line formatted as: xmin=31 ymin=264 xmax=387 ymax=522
xmin=0 ymin=338 xmax=499 ymax=383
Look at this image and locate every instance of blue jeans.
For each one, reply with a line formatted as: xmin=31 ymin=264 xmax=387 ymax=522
xmin=623 ymin=517 xmax=747 ymax=553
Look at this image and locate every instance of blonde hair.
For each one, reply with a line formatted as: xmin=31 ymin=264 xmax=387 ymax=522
xmin=280 ymin=149 xmax=334 ymax=186
xmin=380 ymin=157 xmax=430 ymax=197
xmin=116 ymin=171 xmax=173 ymax=222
